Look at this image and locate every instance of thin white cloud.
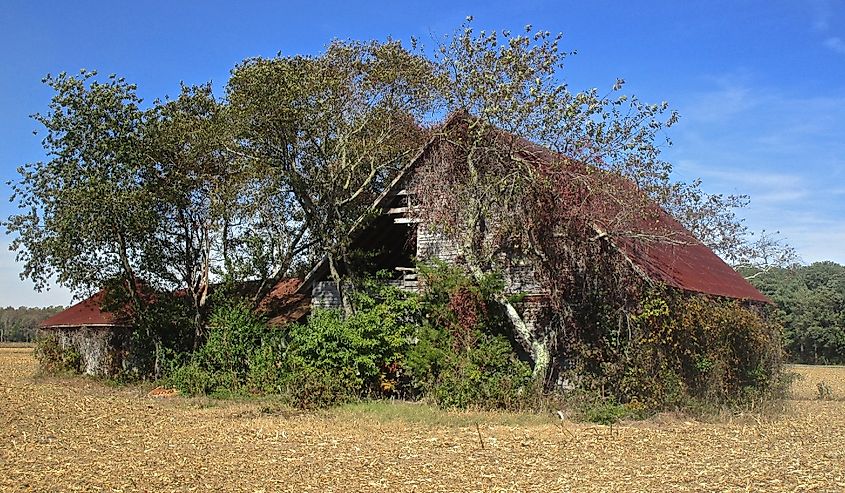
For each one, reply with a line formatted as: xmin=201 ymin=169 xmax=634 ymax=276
xmin=682 ymin=75 xmax=755 ymax=123
xmin=676 ymin=160 xmax=808 ymax=206
xmin=824 ymin=36 xmax=845 ymax=54
xmin=776 ymin=221 xmax=845 ymax=265
xmin=667 ymin=75 xmax=845 ymax=264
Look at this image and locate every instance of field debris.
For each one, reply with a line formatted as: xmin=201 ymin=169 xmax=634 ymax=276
xmin=2 ymin=348 xmax=844 ymax=492
xmin=147 ymin=385 xmax=180 ymax=398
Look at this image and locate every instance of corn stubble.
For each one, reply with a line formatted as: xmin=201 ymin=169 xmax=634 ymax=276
xmin=1 ymin=348 xmax=843 ymax=492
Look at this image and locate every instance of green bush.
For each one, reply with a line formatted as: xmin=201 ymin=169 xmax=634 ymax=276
xmin=167 ymin=360 xmax=216 ymax=395
xmin=581 ymin=398 xmax=631 ymax=425
xmin=421 ymin=333 xmax=534 ymax=410
xmin=405 ymin=262 xmax=537 ymax=410
xmin=35 ymin=334 xmax=81 ymax=373
xmin=166 ymin=301 xmax=280 ymax=396
xmin=280 ymin=363 xmax=359 ymax=410
xmin=279 ymin=281 xmax=420 ymax=407
xmin=165 ymin=281 xmax=422 ymax=408
xmin=571 ymin=290 xmax=785 ymax=412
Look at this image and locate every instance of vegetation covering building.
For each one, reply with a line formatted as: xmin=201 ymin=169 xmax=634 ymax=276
xmin=38 ymin=290 xmax=135 ymax=375
xmin=41 ymin=114 xmax=770 ymax=381
xmin=39 ymin=280 xmax=309 ymax=376
xmin=296 ymin=114 xmax=772 ymax=378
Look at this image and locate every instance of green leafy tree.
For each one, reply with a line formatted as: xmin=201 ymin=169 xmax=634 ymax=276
xmin=227 ymin=39 xmax=437 ymax=314
xmin=412 ymin=21 xmax=682 ymax=378
xmin=0 ymin=306 xmax=64 ymax=342
xmin=6 ymin=70 xmax=156 ymax=308
xmin=750 ymin=261 xmax=845 ymax=363
xmin=141 ymin=84 xmax=245 ymax=344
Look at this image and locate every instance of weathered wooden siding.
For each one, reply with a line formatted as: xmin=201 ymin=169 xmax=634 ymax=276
xmin=503 ymin=262 xmax=545 ymax=296
xmin=416 ymin=226 xmax=460 ymax=264
xmin=311 ymin=280 xmax=342 ymax=310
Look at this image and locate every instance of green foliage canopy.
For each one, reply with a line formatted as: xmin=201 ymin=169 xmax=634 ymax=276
xmin=749 ymin=261 xmax=845 ymax=364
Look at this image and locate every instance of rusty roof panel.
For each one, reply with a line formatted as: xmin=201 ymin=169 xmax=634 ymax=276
xmin=39 ymin=289 xmax=130 ymax=328
xmin=616 ymin=218 xmax=771 ymax=303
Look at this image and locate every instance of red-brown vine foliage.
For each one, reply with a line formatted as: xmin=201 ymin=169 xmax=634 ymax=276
xmin=411 ymin=114 xmax=673 ymax=332
xmin=409 ymin=114 xmax=783 ymax=406
xmin=447 ymin=286 xmax=487 ymax=351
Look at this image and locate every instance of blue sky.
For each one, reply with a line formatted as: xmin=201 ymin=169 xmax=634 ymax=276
xmin=1 ymin=1 xmax=844 ymax=306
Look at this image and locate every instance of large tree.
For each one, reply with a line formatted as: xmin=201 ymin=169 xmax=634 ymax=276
xmin=226 ymin=39 xmax=437 ymax=313
xmin=411 ymin=20 xmax=788 ymax=380
xmin=411 ymin=22 xmax=686 ymax=377
xmin=749 ymin=261 xmax=845 ymax=364
xmin=6 ymin=71 xmax=156 ymax=308
xmin=140 ymin=84 xmax=239 ymax=343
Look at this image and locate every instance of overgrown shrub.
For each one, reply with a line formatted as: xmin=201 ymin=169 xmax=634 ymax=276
xmin=411 ymin=331 xmax=534 ymax=409
xmin=570 ymin=289 xmax=785 ymax=412
xmin=165 ymin=281 xmax=422 ymax=408
xmin=161 ymin=258 xmax=784 ymax=418
xmin=35 ymin=334 xmax=81 ymax=373
xmin=166 ymin=301 xmax=280 ymax=396
xmin=279 ymin=281 xmax=420 ymax=407
xmin=406 ymin=262 xmax=537 ymax=410
xmin=163 ymin=265 xmax=538 ymax=411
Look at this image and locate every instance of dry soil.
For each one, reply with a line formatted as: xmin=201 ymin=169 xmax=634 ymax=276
xmin=2 ymin=348 xmax=844 ymax=492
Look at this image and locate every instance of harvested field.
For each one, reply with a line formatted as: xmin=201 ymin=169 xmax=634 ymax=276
xmin=0 ymin=342 xmax=34 ymax=348
xmin=2 ymin=348 xmax=844 ymax=492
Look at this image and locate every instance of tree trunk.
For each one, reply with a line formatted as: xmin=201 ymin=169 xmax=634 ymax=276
xmin=495 ymin=291 xmax=550 ymax=379
xmin=328 ymin=252 xmax=354 ymax=317
xmin=462 ymin=253 xmax=550 ymax=380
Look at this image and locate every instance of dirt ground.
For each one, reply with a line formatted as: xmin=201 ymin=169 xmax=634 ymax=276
xmin=2 ymin=348 xmax=844 ymax=492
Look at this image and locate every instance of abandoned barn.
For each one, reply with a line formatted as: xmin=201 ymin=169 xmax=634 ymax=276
xmin=41 ymin=115 xmax=769 ymax=377
xmin=296 ymin=116 xmax=769 ymax=345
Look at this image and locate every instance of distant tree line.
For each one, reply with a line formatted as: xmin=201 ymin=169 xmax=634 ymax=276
xmin=748 ymin=261 xmax=845 ymax=364
xmin=0 ymin=306 xmax=63 ymax=342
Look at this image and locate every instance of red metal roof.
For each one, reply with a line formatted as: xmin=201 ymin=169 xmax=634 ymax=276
xmin=39 ymin=289 xmax=131 ymax=328
xmin=614 ymin=212 xmax=771 ymax=302
xmin=419 ymin=114 xmax=771 ymax=303
xmin=41 ymin=278 xmax=311 ymax=330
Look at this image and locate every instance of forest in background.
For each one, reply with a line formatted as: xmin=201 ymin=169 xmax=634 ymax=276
xmin=0 ymin=305 xmax=63 ymax=342
xmin=748 ymin=261 xmax=845 ymax=365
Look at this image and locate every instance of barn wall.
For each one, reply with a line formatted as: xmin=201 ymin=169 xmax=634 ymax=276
xmin=503 ymin=262 xmax=545 ymax=296
xmin=312 ymin=280 xmax=342 ymax=310
xmin=48 ymin=326 xmax=133 ymax=377
xmin=414 ymin=221 xmax=549 ymax=339
xmin=416 ymin=226 xmax=459 ymax=263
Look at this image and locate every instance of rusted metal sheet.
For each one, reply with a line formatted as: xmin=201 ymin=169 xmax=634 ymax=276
xmin=616 ymin=219 xmax=771 ymax=303
xmin=39 ymin=290 xmax=131 ymax=328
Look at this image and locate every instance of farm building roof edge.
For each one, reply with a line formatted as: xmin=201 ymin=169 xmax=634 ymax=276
xmin=39 ymin=289 xmax=133 ymax=329
xmin=40 ymin=277 xmax=308 ymax=330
